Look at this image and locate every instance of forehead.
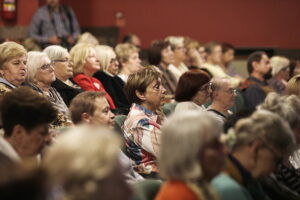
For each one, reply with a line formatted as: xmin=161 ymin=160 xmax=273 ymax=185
xmin=94 ymin=97 xmax=109 ymax=110
xmin=7 ymin=54 xmax=27 ymax=62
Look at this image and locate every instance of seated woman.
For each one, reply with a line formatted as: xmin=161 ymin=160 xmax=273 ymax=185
xmin=26 ymin=51 xmax=72 ymax=128
xmin=155 ymin=111 xmax=224 ymax=200
xmin=174 ymin=69 xmax=211 ymax=113
xmin=115 ymin=43 xmax=141 ymax=83
xmin=43 ymin=45 xmax=82 ymax=106
xmin=207 ymin=77 xmax=236 ymax=125
xmin=212 ymin=110 xmax=295 ymax=200
xmin=148 ymin=40 xmax=177 ymax=95
xmin=70 ymin=43 xmax=116 ymax=109
xmin=93 ymin=45 xmax=130 ymax=113
xmin=268 ymin=56 xmax=290 ymax=95
xmin=122 ymin=66 xmax=166 ymax=177
xmin=0 ymin=41 xmax=27 ymax=95
xmin=44 ymin=125 xmax=132 ymax=200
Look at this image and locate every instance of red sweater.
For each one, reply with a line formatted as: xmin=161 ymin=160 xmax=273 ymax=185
xmin=73 ymin=74 xmax=116 ymax=109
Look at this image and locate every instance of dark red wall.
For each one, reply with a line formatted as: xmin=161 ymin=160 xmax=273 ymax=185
xmin=1 ymin=0 xmax=300 ymax=49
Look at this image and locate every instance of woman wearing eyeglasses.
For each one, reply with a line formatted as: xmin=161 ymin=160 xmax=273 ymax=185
xmin=174 ymin=69 xmax=211 ymax=113
xmin=93 ymin=45 xmax=130 ymax=114
xmin=26 ymin=51 xmax=73 ymax=128
xmin=0 ymin=41 xmax=27 ymax=96
xmin=43 ymin=45 xmax=82 ymax=106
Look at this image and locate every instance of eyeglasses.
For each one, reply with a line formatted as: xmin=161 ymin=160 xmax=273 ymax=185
xmin=260 ymin=138 xmax=283 ymax=167
xmin=220 ymin=88 xmax=236 ymax=95
xmin=40 ymin=63 xmax=53 ymax=70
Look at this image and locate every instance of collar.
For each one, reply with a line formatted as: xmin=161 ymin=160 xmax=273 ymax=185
xmin=0 ymin=78 xmax=17 ymax=89
xmin=248 ymin=76 xmax=267 ymax=85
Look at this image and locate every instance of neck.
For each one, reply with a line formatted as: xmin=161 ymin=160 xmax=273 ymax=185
xmin=251 ymin=72 xmax=264 ymax=81
xmin=120 ymin=66 xmax=131 ymax=76
xmin=140 ymin=102 xmax=156 ymax=113
xmin=4 ymin=137 xmax=24 ymax=159
xmin=159 ymin=62 xmax=169 ymax=69
xmin=56 ymin=74 xmax=69 ymax=83
xmin=83 ymin=68 xmax=95 ymax=77
xmin=35 ymin=81 xmax=51 ymax=92
xmin=210 ymin=101 xmax=230 ymax=115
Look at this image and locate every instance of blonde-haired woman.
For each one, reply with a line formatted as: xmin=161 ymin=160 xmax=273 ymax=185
xmin=70 ymin=43 xmax=116 ymax=109
xmin=0 ymin=41 xmax=27 ymax=95
xmin=285 ymin=74 xmax=300 ymax=97
xmin=156 ymin=111 xmax=223 ymax=200
xmin=93 ymin=45 xmax=130 ymax=113
xmin=268 ymin=56 xmax=290 ymax=94
xmin=44 ymin=125 xmax=132 ymax=200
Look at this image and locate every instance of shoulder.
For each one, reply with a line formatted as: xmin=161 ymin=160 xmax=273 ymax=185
xmin=212 ymin=173 xmax=252 ymax=200
xmin=156 ymin=181 xmax=198 ymax=200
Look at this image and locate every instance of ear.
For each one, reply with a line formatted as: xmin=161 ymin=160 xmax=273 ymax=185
xmin=249 ymin=140 xmax=263 ymax=162
xmin=81 ymin=113 xmax=92 ymax=124
xmin=135 ymin=90 xmax=146 ymax=102
xmin=10 ymin=124 xmax=27 ymax=143
xmin=252 ymin=61 xmax=259 ymax=71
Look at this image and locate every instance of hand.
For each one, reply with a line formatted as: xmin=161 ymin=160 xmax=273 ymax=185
xmin=48 ymin=36 xmax=61 ymax=44
xmin=67 ymin=35 xmax=74 ymax=44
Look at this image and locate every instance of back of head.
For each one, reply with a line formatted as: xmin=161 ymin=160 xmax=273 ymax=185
xmin=205 ymin=41 xmax=220 ymax=54
xmin=221 ymin=42 xmax=234 ymax=53
xmin=159 ymin=111 xmax=221 ymax=181
xmin=69 ymin=91 xmax=106 ymax=124
xmin=148 ymin=40 xmax=170 ymax=65
xmin=70 ymin=43 xmax=95 ymax=75
xmin=1 ymin=87 xmax=57 ymax=137
xmin=94 ymin=45 xmax=115 ymax=72
xmin=44 ymin=125 xmax=123 ymax=200
xmin=77 ymin=32 xmax=99 ymax=46
xmin=124 ymin=66 xmax=160 ymax=104
xmin=247 ymin=51 xmax=266 ymax=74
xmin=175 ymin=69 xmax=210 ymax=102
xmin=0 ymin=41 xmax=27 ymax=69
xmin=286 ymin=74 xmax=300 ymax=97
xmin=233 ymin=110 xmax=295 ymax=157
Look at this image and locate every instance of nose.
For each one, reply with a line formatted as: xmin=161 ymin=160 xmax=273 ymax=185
xmin=109 ymin=110 xmax=115 ymax=119
xmin=161 ymin=85 xmax=167 ymax=94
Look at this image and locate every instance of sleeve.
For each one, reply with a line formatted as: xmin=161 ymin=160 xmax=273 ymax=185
xmin=134 ymin=119 xmax=161 ymax=157
xmin=28 ymin=9 xmax=49 ymax=43
xmin=68 ymin=7 xmax=81 ymax=39
xmin=244 ymin=85 xmax=266 ymax=109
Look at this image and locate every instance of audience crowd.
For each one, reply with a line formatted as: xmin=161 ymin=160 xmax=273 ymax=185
xmin=1 ymin=1 xmax=300 ymax=199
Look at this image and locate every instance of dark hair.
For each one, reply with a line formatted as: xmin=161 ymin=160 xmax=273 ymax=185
xmin=221 ymin=42 xmax=235 ymax=53
xmin=247 ymin=51 xmax=267 ymax=74
xmin=124 ymin=66 xmax=161 ymax=104
xmin=69 ymin=91 xmax=106 ymax=124
xmin=175 ymin=70 xmax=210 ymax=102
xmin=205 ymin=41 xmax=221 ymax=54
xmin=1 ymin=87 xmax=57 ymax=137
xmin=148 ymin=40 xmax=170 ymax=66
xmin=122 ymin=34 xmax=135 ymax=43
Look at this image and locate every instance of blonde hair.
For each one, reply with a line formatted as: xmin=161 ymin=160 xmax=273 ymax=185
xmin=286 ymin=74 xmax=300 ymax=97
xmin=26 ymin=51 xmax=50 ymax=83
xmin=94 ymin=45 xmax=115 ymax=72
xmin=159 ymin=111 xmax=220 ymax=200
xmin=43 ymin=45 xmax=68 ymax=61
xmin=115 ymin=43 xmax=138 ymax=64
xmin=0 ymin=41 xmax=27 ymax=69
xmin=77 ymin=32 xmax=99 ymax=45
xmin=270 ymin=56 xmax=290 ymax=76
xmin=44 ymin=125 xmax=122 ymax=199
xmin=70 ymin=43 xmax=95 ymax=75
xmin=233 ymin=110 xmax=295 ymax=157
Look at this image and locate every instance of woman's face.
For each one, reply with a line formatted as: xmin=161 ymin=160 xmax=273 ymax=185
xmin=123 ymin=52 xmax=141 ymax=74
xmin=84 ymin=48 xmax=100 ymax=76
xmin=35 ymin=57 xmax=56 ymax=85
xmin=161 ymin=46 xmax=174 ymax=65
xmin=107 ymin=53 xmax=119 ymax=75
xmin=52 ymin=52 xmax=73 ymax=81
xmin=1 ymin=54 xmax=27 ymax=87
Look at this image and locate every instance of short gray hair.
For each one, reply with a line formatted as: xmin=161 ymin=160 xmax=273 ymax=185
xmin=159 ymin=111 xmax=221 ymax=181
xmin=233 ymin=110 xmax=295 ymax=157
xmin=26 ymin=51 xmax=50 ymax=83
xmin=43 ymin=45 xmax=68 ymax=61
